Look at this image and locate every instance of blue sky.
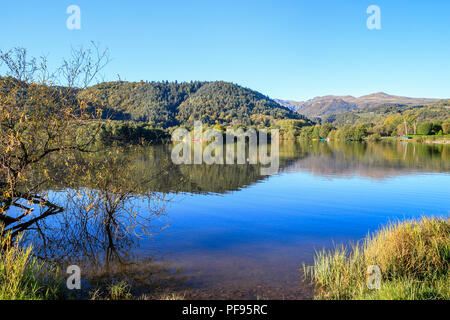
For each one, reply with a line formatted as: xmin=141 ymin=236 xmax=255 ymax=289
xmin=1 ymin=0 xmax=449 ymax=101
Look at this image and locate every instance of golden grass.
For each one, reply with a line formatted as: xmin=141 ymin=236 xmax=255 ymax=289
xmin=304 ymin=216 xmax=450 ymax=300
xmin=0 ymin=229 xmax=62 ymax=300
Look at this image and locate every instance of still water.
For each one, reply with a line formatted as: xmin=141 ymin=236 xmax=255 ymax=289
xmin=23 ymin=141 xmax=450 ymax=299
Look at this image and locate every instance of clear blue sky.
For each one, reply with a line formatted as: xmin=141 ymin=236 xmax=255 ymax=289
xmin=1 ymin=0 xmax=449 ymax=101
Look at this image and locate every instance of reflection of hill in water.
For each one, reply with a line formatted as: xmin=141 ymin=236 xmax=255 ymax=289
xmin=283 ymin=142 xmax=450 ymax=179
xmin=39 ymin=141 xmax=449 ymax=194
xmin=116 ymin=145 xmax=294 ymax=194
xmin=164 ymin=142 xmax=449 ymax=190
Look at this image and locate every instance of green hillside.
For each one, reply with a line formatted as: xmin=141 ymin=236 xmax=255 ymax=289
xmin=78 ymin=80 xmax=305 ymax=128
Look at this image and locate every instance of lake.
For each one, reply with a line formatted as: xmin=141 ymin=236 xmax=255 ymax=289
xmin=21 ymin=141 xmax=450 ymax=299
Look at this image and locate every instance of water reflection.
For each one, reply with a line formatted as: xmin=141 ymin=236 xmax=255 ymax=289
xmin=4 ymin=148 xmax=185 ymax=297
xmin=1 ymin=141 xmax=449 ymax=299
xmin=282 ymin=141 xmax=450 ymax=178
xmin=25 ymin=189 xmax=186 ymax=297
xmin=40 ymin=141 xmax=450 ymax=194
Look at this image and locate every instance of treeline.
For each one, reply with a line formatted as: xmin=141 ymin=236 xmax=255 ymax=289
xmin=292 ymin=101 xmax=450 ymax=142
xmin=78 ymin=121 xmax=170 ymax=146
xmin=164 ymin=114 xmax=448 ymax=143
xmin=322 ymin=101 xmax=450 ymax=127
xmin=295 ymin=118 xmax=450 ymax=142
xmin=3 ymin=75 xmax=448 ymax=146
xmin=0 ymin=76 xmax=311 ymax=145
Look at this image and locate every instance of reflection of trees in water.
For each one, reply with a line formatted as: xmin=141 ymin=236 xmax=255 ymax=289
xmin=24 ymin=187 xmax=186 ymax=296
xmin=31 ymin=142 xmax=450 ymax=195
xmin=123 ymin=144 xmax=288 ymax=194
xmin=35 ymin=144 xmax=299 ymax=194
xmin=4 ymin=147 xmax=187 ymax=296
xmin=283 ymin=141 xmax=450 ymax=178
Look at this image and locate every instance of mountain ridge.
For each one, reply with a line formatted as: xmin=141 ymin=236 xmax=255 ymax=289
xmin=276 ymin=93 xmax=443 ymax=118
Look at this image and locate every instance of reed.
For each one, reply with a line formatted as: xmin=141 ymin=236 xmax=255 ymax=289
xmin=0 ymin=229 xmax=63 ymax=300
xmin=304 ymin=216 xmax=450 ymax=300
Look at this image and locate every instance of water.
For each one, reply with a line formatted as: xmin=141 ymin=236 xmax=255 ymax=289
xmin=16 ymin=141 xmax=450 ymax=299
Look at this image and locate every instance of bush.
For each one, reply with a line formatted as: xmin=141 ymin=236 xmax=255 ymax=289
xmin=367 ymin=133 xmax=381 ymax=143
xmin=432 ymin=121 xmax=443 ymax=135
xmin=443 ymin=123 xmax=450 ymax=134
xmin=417 ymin=122 xmax=433 ymax=135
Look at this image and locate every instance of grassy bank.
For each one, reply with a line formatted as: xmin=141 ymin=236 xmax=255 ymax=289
xmin=0 ymin=231 xmax=63 ymax=300
xmin=393 ymin=134 xmax=450 ymax=144
xmin=304 ymin=216 xmax=450 ymax=300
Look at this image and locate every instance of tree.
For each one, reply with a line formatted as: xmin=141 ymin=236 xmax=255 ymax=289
xmin=312 ymin=125 xmax=321 ymax=139
xmin=352 ymin=124 xmax=369 ymax=141
xmin=416 ymin=122 xmax=433 ymax=135
xmin=383 ymin=115 xmax=403 ymax=136
xmin=396 ymin=122 xmax=414 ymax=136
xmin=443 ymin=123 xmax=450 ymax=134
xmin=319 ymin=123 xmax=334 ymax=139
xmin=431 ymin=121 xmax=443 ymax=135
xmin=0 ymin=44 xmax=110 ymax=237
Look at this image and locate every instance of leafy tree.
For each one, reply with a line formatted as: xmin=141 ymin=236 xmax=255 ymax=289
xmin=352 ymin=124 xmax=369 ymax=141
xmin=417 ymin=122 xmax=433 ymax=135
xmin=443 ymin=122 xmax=450 ymax=134
xmin=312 ymin=125 xmax=321 ymax=139
xmin=319 ymin=123 xmax=334 ymax=139
xmin=431 ymin=121 xmax=443 ymax=135
xmin=0 ymin=45 xmax=109 ymax=237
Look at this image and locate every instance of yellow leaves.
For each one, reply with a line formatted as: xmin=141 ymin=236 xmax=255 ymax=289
xmin=86 ymin=202 xmax=94 ymax=212
xmin=96 ymin=107 xmax=103 ymax=118
xmin=3 ymin=190 xmax=11 ymax=198
xmin=9 ymin=133 xmax=15 ymax=146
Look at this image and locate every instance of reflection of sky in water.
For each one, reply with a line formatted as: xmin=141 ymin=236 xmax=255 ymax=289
xmin=138 ymin=171 xmax=449 ymax=297
xmin=8 ymin=142 xmax=450 ymax=298
xmin=147 ymin=172 xmax=450 ymax=253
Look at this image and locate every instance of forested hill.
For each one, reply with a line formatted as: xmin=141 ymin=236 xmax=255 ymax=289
xmin=78 ymin=80 xmax=306 ymax=127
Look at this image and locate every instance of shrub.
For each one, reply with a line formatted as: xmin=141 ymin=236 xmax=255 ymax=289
xmin=417 ymin=122 xmax=433 ymax=135
xmin=367 ymin=133 xmax=381 ymax=143
xmin=432 ymin=121 xmax=443 ymax=135
xmin=443 ymin=123 xmax=450 ymax=134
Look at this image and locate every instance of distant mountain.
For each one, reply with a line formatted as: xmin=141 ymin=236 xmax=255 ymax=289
xmin=276 ymin=93 xmax=441 ymax=118
xmin=78 ymin=80 xmax=306 ymax=127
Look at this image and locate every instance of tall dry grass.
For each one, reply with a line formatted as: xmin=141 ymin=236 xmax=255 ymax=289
xmin=304 ymin=216 xmax=450 ymax=300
